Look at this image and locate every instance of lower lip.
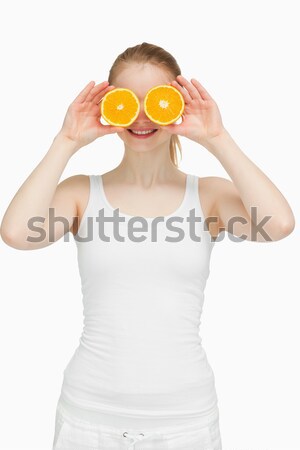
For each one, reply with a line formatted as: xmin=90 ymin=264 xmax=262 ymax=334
xmin=127 ymin=129 xmax=158 ymax=139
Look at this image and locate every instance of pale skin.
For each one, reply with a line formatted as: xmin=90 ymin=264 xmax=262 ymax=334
xmin=0 ymin=63 xmax=295 ymax=250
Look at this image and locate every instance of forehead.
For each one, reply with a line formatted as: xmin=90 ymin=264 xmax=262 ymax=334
xmin=112 ymin=63 xmax=173 ymax=98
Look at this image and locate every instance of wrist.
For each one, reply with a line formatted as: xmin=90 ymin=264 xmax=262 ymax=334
xmin=52 ymin=132 xmax=82 ymax=156
xmin=201 ymin=128 xmax=232 ymax=156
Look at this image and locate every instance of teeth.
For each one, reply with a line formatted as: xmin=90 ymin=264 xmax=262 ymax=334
xmin=131 ymin=129 xmax=155 ymax=135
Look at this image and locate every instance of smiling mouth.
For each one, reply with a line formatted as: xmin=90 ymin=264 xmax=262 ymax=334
xmin=127 ymin=129 xmax=158 ymax=136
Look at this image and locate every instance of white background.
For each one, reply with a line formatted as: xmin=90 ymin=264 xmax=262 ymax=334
xmin=0 ymin=1 xmax=299 ymax=449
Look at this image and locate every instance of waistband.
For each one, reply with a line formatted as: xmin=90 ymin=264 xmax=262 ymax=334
xmin=57 ymin=392 xmax=220 ymax=431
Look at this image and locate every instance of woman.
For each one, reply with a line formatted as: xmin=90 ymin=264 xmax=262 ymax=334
xmin=0 ymin=42 xmax=295 ymax=450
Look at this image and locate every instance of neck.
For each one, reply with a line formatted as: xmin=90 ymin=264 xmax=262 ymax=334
xmin=114 ymin=139 xmax=181 ymax=186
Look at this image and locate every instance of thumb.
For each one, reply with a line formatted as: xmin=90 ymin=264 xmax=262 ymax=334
xmin=102 ymin=126 xmax=125 ymax=135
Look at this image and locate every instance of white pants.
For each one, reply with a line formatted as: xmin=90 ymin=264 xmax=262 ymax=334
xmin=52 ymin=401 xmax=222 ymax=450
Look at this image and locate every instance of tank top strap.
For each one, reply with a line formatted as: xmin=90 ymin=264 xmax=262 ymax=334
xmin=79 ymin=174 xmax=108 ymax=232
xmin=90 ymin=174 xmax=99 ymax=197
xmin=87 ymin=174 xmax=102 ymax=210
xmin=186 ymin=174 xmax=213 ymax=239
xmin=74 ymin=175 xmax=103 ymax=238
xmin=90 ymin=174 xmax=108 ymax=213
xmin=183 ymin=173 xmax=200 ymax=217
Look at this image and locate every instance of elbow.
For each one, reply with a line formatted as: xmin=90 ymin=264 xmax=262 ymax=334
xmin=1 ymin=227 xmax=17 ymax=248
xmin=0 ymin=218 xmax=16 ymax=246
xmin=1 ymin=229 xmax=16 ymax=248
xmin=280 ymin=218 xmax=295 ymax=237
xmin=273 ymin=215 xmax=296 ymax=241
xmin=0 ymin=225 xmax=27 ymax=250
xmin=0 ymin=224 xmax=12 ymax=244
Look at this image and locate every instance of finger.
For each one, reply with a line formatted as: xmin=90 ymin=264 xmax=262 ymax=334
xmin=175 ymin=75 xmax=202 ymax=101
xmin=169 ymin=80 xmax=192 ymax=104
xmin=73 ymin=81 xmax=97 ymax=103
xmin=190 ymin=78 xmax=213 ymax=101
xmin=101 ymin=125 xmax=125 ymax=136
xmin=86 ymin=81 xmax=111 ymax=103
xmin=94 ymin=85 xmax=116 ymax=105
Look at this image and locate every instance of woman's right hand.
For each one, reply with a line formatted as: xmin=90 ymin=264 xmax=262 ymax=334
xmin=57 ymin=80 xmax=125 ymax=151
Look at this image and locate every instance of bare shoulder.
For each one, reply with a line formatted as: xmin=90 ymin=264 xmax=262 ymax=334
xmin=197 ymin=176 xmax=231 ymax=238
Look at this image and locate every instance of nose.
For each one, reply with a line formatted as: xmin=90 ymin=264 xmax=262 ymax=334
xmin=130 ymin=100 xmax=158 ymax=128
xmin=136 ymin=100 xmax=149 ymax=120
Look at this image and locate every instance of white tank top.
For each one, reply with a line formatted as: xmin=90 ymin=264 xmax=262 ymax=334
xmin=59 ymin=173 xmax=219 ymax=427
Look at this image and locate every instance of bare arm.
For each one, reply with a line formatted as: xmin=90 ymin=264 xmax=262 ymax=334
xmin=0 ymin=134 xmax=78 ymax=250
xmin=205 ymin=130 xmax=296 ymax=242
xmin=167 ymin=75 xmax=295 ymax=242
xmin=0 ymin=80 xmax=125 ymax=250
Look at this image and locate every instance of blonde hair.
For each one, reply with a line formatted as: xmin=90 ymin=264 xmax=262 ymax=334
xmin=108 ymin=42 xmax=183 ymax=168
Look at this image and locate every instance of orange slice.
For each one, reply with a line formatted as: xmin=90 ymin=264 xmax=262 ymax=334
xmin=144 ymin=85 xmax=184 ymax=125
xmin=100 ymin=88 xmax=140 ymax=127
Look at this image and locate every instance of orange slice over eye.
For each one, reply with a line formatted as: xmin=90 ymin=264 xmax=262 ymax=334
xmin=144 ymin=85 xmax=185 ymax=125
xmin=100 ymin=88 xmax=140 ymax=127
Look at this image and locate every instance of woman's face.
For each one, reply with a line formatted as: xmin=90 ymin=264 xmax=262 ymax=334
xmin=111 ymin=63 xmax=174 ymax=151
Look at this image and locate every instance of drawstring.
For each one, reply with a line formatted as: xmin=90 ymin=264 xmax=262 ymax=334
xmin=122 ymin=431 xmax=144 ymax=449
xmin=122 ymin=429 xmax=166 ymax=449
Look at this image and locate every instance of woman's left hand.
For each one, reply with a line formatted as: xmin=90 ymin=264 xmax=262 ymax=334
xmin=162 ymin=75 xmax=226 ymax=146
